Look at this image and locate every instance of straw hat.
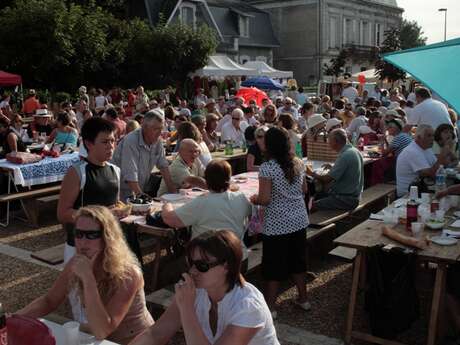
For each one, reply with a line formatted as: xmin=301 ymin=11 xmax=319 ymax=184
xmin=33 ymin=109 xmax=52 ymax=117
xmin=326 ymin=118 xmax=342 ymax=132
xmin=307 ymin=114 xmax=327 ymax=129
xmin=206 ymin=98 xmax=216 ymax=106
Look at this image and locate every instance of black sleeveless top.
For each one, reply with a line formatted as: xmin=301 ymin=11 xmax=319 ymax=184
xmin=65 ymin=159 xmax=119 ymax=246
xmin=1 ymin=129 xmax=27 ymax=156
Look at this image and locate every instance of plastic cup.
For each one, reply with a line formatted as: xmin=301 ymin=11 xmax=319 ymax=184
xmin=411 ymin=222 xmax=423 ymax=238
xmin=63 ymin=321 xmax=80 ymax=345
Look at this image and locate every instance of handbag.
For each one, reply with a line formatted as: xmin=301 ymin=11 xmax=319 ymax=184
xmin=247 ymin=205 xmax=264 ymax=236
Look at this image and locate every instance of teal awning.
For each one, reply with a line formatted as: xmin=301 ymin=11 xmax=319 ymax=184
xmin=383 ymin=37 xmax=460 ymax=113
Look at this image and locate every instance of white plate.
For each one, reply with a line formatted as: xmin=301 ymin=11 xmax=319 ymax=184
xmin=454 ymin=211 xmax=460 ymax=218
xmin=160 ymin=193 xmax=186 ymax=202
xmin=28 ymin=143 xmax=45 ymax=149
xmin=431 ymin=236 xmax=458 ymax=246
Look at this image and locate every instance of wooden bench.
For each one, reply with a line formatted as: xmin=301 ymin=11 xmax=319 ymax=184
xmin=309 ymin=183 xmax=396 ymax=227
xmin=0 ymin=185 xmax=61 ymax=227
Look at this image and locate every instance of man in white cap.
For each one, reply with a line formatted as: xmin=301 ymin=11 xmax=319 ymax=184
xmin=221 ymin=108 xmax=248 ymax=147
xmin=277 ymin=97 xmax=299 ymax=120
xmin=326 ymin=118 xmax=342 ymax=133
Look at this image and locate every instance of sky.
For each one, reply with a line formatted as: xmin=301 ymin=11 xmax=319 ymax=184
xmin=397 ymin=0 xmax=460 ymax=44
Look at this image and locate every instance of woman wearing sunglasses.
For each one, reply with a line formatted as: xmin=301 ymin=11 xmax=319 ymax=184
xmin=17 ymin=206 xmax=154 ymax=345
xmin=130 ymin=230 xmax=279 ymax=345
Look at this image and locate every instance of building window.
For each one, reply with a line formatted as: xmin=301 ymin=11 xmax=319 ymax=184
xmin=240 ymin=55 xmax=250 ymax=64
xmin=362 ymin=21 xmax=370 ymax=46
xmin=344 ymin=18 xmax=354 ymax=45
xmin=329 ymin=17 xmax=338 ymax=48
xmin=180 ymin=4 xmax=196 ymax=29
xmin=239 ymin=16 xmax=250 ymax=38
xmin=375 ymin=23 xmax=383 ymax=46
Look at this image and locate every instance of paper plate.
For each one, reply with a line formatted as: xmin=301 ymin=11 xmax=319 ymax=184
xmin=431 ymin=236 xmax=458 ymax=246
xmin=160 ymin=193 xmax=185 ymax=202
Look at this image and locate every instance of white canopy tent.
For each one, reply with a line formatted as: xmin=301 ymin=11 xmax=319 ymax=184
xmin=243 ymin=61 xmax=293 ymax=78
xmin=192 ymin=55 xmax=259 ymax=77
xmin=351 ymin=68 xmax=379 ymax=82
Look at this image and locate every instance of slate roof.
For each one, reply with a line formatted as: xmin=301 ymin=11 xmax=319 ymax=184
xmin=130 ymin=0 xmax=279 ymax=48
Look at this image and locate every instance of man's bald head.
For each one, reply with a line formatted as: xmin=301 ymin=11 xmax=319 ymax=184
xmin=179 ymin=138 xmax=201 ymax=165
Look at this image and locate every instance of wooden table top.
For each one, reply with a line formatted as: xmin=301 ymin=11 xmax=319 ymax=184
xmin=334 ymin=218 xmax=460 ymax=263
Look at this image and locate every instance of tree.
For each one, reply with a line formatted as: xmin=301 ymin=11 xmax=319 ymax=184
xmin=323 ymin=48 xmax=349 ymax=77
xmin=375 ymin=27 xmax=406 ymax=84
xmin=400 ymin=19 xmax=427 ymax=50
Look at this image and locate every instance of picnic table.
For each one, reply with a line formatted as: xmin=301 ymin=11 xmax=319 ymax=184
xmin=334 ymin=199 xmax=460 ymax=345
xmin=40 ymin=319 xmax=119 ymax=344
xmin=0 ymin=152 xmax=80 ymax=226
xmin=121 ymin=171 xmax=259 ymax=289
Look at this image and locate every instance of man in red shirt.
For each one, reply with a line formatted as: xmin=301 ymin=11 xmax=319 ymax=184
xmin=22 ymin=89 xmax=41 ymax=116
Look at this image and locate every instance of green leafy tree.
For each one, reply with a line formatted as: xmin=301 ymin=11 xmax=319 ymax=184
xmin=400 ymin=19 xmax=427 ymax=50
xmin=375 ymin=27 xmax=406 ymax=84
xmin=323 ymin=48 xmax=349 ymax=77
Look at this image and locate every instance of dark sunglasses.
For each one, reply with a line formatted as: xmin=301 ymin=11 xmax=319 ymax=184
xmin=75 ymin=229 xmax=103 ymax=240
xmin=256 ymin=135 xmax=265 ymax=139
xmin=232 ymin=117 xmax=241 ymax=121
xmin=187 ymin=259 xmax=222 ymax=273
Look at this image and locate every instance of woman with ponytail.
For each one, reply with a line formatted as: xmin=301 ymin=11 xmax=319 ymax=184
xmin=250 ymin=127 xmax=310 ymax=318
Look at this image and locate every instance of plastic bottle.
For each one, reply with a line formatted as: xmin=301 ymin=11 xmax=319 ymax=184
xmin=351 ymin=132 xmax=358 ymax=147
xmin=406 ymin=195 xmax=419 ymax=232
xmin=435 ymin=165 xmax=447 ymax=194
xmin=295 ymin=142 xmax=303 ymax=158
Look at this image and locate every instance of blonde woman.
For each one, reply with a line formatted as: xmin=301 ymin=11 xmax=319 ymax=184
xmin=17 ymin=206 xmax=154 ymax=345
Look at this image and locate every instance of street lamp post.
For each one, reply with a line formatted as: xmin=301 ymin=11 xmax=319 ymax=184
xmin=438 ymin=8 xmax=447 ymax=41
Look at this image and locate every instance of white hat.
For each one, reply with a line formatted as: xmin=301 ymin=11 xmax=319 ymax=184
xmin=33 ymin=109 xmax=52 ymax=117
xmin=326 ymin=118 xmax=342 ymax=132
xmin=179 ymin=108 xmax=191 ymax=117
xmin=358 ymin=125 xmax=375 ymax=135
xmin=307 ymin=114 xmax=327 ymax=129
xmin=384 ymin=109 xmax=400 ymax=119
xmin=388 ymin=101 xmax=400 ymax=110
xmin=206 ymin=98 xmax=216 ymax=106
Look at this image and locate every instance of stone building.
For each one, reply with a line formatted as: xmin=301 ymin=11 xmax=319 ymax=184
xmin=129 ymin=0 xmax=279 ymax=65
xmin=247 ymin=0 xmax=404 ymax=85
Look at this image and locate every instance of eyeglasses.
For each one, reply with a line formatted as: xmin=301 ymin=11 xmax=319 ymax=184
xmin=187 ymin=259 xmax=222 ymax=273
xmin=232 ymin=117 xmax=241 ymax=121
xmin=256 ymin=135 xmax=265 ymax=139
xmin=75 ymin=229 xmax=103 ymax=240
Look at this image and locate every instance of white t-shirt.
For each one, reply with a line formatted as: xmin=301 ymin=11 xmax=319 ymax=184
xmin=221 ymin=121 xmax=248 ymax=147
xmin=408 ymin=98 xmax=452 ymax=130
xmin=346 ymin=116 xmax=368 ymax=136
xmin=198 ymin=141 xmax=212 ymax=167
xmin=95 ymin=95 xmax=107 ymax=109
xmin=342 ymin=86 xmax=359 ymax=104
xmin=396 ymin=141 xmax=436 ymax=196
xmin=194 ymin=282 xmax=280 ymax=345
xmin=174 ymin=191 xmax=252 ymax=256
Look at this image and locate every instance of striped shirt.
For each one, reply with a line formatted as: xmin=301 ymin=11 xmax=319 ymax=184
xmin=390 ymin=132 xmax=413 ymax=156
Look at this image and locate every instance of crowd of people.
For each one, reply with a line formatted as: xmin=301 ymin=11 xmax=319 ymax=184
xmin=2 ymin=79 xmax=460 ymax=344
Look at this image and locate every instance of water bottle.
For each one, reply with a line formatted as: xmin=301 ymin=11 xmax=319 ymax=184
xmin=295 ymin=142 xmax=303 ymax=158
xmin=435 ymin=165 xmax=447 ymax=193
xmin=351 ymin=132 xmax=358 ymax=147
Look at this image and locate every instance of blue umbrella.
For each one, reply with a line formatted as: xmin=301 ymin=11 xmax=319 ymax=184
xmin=241 ymin=76 xmax=284 ymax=91
xmin=383 ymin=37 xmax=460 ymax=113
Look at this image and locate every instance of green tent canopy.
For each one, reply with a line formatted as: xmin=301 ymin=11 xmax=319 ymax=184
xmin=383 ymin=37 xmax=460 ymax=113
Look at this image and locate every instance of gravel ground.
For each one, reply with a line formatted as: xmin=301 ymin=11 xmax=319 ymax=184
xmin=0 ymin=217 xmax=442 ymax=345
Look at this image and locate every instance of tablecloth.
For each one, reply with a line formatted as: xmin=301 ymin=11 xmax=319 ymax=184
xmin=0 ymin=152 xmax=80 ymax=187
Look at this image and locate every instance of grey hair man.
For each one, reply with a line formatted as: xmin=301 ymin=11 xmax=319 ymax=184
xmin=307 ymin=128 xmax=364 ymax=211
xmin=396 ymin=124 xmax=449 ymax=197
xmin=113 ymin=110 xmax=175 ymax=199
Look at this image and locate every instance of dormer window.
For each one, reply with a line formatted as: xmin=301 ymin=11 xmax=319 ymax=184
xmin=239 ymin=15 xmax=249 ymax=38
xmin=180 ymin=3 xmax=196 ymax=29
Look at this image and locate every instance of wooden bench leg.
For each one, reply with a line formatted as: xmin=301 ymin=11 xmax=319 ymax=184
xmin=22 ymin=198 xmax=39 ymax=227
xmin=427 ymin=263 xmax=447 ymax=345
xmin=345 ymin=251 xmax=363 ymax=345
